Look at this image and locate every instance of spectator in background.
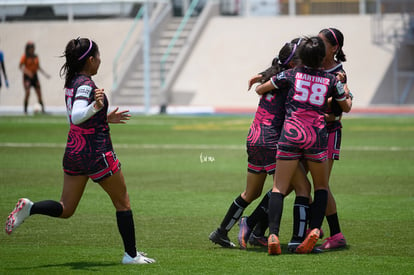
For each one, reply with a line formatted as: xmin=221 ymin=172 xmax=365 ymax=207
xmin=19 ymin=41 xmax=50 ymax=114
xmin=0 ymin=43 xmax=9 ymax=92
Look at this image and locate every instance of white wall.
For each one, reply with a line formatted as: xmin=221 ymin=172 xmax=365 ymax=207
xmin=172 ymin=15 xmax=396 ymax=110
xmin=0 ymin=19 xmax=133 ymax=112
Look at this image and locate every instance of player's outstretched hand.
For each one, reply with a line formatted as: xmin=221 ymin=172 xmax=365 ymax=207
xmin=108 ymin=107 xmax=131 ymax=124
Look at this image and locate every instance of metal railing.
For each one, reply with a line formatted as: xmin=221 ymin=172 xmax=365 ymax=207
xmin=160 ymin=0 xmax=201 ymax=88
xmin=112 ymin=5 xmax=145 ymax=91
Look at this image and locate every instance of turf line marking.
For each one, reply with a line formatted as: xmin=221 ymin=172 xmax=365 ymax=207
xmin=0 ymin=142 xmax=414 ymax=152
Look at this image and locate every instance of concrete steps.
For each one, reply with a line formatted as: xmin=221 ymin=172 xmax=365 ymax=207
xmin=111 ymin=17 xmax=197 ymax=107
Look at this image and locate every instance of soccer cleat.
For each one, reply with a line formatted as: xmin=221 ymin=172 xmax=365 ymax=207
xmin=248 ymin=233 xmax=268 ymax=247
xmin=209 ymin=229 xmax=236 ymax=248
xmin=295 ymin=228 xmax=320 ymax=254
xmin=5 ymin=198 xmax=33 ymax=235
xmin=238 ymin=216 xmax=252 ymax=249
xmin=122 ymin=252 xmax=156 ymax=264
xmin=317 ymin=232 xmax=347 ymax=250
xmin=288 ymin=241 xmax=323 ymax=254
xmin=267 ymin=234 xmax=281 ymax=255
xmin=307 ymin=227 xmax=324 ymax=239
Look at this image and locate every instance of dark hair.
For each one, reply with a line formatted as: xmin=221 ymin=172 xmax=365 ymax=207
xmin=299 ymin=36 xmax=325 ymax=69
xmin=25 ymin=41 xmax=35 ymax=57
xmin=261 ymin=41 xmax=299 ymax=82
xmin=59 ymin=38 xmax=99 ymax=87
xmin=279 ymin=41 xmax=300 ymax=68
xmin=319 ymin=28 xmax=346 ymax=62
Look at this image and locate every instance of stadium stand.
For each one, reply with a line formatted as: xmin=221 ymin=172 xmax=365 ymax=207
xmin=0 ymin=0 xmax=413 ymax=115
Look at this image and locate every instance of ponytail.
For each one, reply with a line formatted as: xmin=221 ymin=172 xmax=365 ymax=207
xmin=60 ymin=37 xmax=98 ymax=87
xmin=319 ymin=28 xmax=346 ymax=62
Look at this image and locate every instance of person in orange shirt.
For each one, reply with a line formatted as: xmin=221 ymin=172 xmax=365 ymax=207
xmin=19 ymin=41 xmax=50 ymax=114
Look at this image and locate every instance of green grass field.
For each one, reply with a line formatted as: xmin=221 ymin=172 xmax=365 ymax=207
xmin=0 ymin=114 xmax=413 ymax=274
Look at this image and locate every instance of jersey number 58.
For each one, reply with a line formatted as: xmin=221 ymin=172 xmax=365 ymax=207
xmin=294 ymin=79 xmax=327 ymax=106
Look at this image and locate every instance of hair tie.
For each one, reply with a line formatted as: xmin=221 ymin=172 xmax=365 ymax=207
xmin=78 ymin=39 xmax=92 ymax=60
xmin=328 ymin=28 xmax=339 ymax=46
xmin=283 ymin=43 xmax=297 ymax=65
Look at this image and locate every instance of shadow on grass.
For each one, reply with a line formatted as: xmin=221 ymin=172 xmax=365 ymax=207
xmin=9 ymin=261 xmax=118 ymax=272
xmin=214 ymin=243 xmax=350 ymax=255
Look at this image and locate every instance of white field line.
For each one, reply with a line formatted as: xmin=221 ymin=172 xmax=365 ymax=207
xmin=0 ymin=142 xmax=413 ymax=152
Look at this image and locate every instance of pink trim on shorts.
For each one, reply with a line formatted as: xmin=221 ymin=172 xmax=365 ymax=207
xmin=276 ymin=149 xmax=303 ymax=160
xmin=264 ymin=163 xmax=276 ymax=173
xmin=304 ymin=151 xmax=328 ymax=162
xmin=90 ymin=152 xmax=120 ymax=182
xmin=248 ymin=162 xmax=276 ymax=174
xmin=327 ymin=131 xmax=340 ymax=160
xmin=277 ymin=149 xmax=328 ymax=162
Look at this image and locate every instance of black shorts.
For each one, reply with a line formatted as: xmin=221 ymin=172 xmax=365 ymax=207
xmin=63 ymin=151 xmax=121 ymax=183
xmin=247 ymin=145 xmax=277 ymax=174
xmin=24 ymin=74 xmax=39 ymax=88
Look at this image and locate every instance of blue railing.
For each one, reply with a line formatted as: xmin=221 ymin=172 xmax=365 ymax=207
xmin=112 ymin=5 xmax=145 ymax=90
xmin=160 ymin=0 xmax=201 ymax=88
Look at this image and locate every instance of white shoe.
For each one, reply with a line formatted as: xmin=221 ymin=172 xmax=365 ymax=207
xmin=5 ymin=198 xmax=33 ymax=235
xmin=122 ymin=251 xmax=156 ymax=264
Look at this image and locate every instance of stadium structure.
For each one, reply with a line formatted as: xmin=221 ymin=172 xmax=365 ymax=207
xmin=0 ymin=0 xmax=413 ymax=115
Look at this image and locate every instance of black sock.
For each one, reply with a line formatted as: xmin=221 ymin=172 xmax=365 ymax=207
xmin=246 ymin=190 xmax=270 ymax=229
xmin=291 ymin=196 xmax=309 ymax=242
xmin=268 ymin=192 xmax=284 ymax=236
xmin=116 ymin=210 xmax=137 ymax=258
xmin=39 ymin=101 xmax=45 ymax=112
xmin=252 ymin=218 xmax=268 ymax=237
xmin=326 ymin=213 xmax=341 ymax=236
xmin=309 ymin=189 xmax=328 ymax=229
xmin=219 ymin=195 xmax=249 ymax=234
xmin=307 ymin=201 xmax=313 ymax=229
xmin=24 ymin=100 xmax=28 ymax=114
xmin=30 ymin=200 xmax=63 ymax=217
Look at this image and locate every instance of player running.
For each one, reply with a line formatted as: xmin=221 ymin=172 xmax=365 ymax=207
xmin=5 ymin=37 xmax=155 ymax=265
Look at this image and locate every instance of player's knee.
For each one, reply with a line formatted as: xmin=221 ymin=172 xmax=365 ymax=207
xmin=114 ymin=202 xmax=131 ymax=212
xmin=60 ymin=208 xmax=75 ymax=218
xmin=242 ymin=191 xmax=262 ymax=203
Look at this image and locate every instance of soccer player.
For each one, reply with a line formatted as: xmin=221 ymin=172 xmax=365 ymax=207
xmin=255 ymin=36 xmax=352 ymax=255
xmin=241 ymin=30 xmax=352 ymax=251
xmin=315 ymin=27 xmax=351 ymax=250
xmin=5 ymin=38 xmax=155 ymax=265
xmin=19 ymin=41 xmax=50 ymax=114
xmin=239 ymin=38 xmax=317 ymax=251
xmin=209 ymin=41 xmax=308 ymax=249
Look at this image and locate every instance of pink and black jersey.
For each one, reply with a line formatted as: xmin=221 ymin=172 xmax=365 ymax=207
xmin=272 ymin=66 xmax=345 ymax=118
xmin=325 ymin=63 xmax=346 ymax=133
xmin=64 ymin=74 xmax=112 ymax=155
xmin=247 ymin=89 xmax=288 ymax=149
xmin=271 ymin=66 xmax=346 ymax=157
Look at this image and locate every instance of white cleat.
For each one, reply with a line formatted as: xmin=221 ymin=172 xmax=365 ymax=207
xmin=5 ymin=198 xmax=33 ymax=235
xmin=122 ymin=252 xmax=156 ymax=264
